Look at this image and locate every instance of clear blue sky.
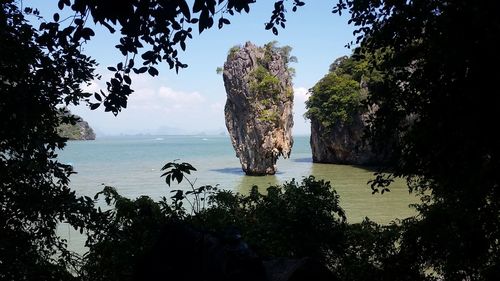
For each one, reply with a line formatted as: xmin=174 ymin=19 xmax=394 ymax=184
xmin=30 ymin=1 xmax=356 ymax=136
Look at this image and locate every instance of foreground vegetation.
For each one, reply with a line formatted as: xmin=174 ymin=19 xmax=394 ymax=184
xmin=80 ymin=162 xmax=420 ymax=281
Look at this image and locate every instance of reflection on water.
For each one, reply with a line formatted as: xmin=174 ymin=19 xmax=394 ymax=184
xmin=59 ymin=135 xmax=418 ymax=224
xmin=310 ymin=163 xmax=417 ymax=224
xmin=210 ymin=167 xmax=244 ymax=175
xmin=57 ymin=135 xmax=421 ymax=254
xmin=237 ymin=175 xmax=279 ymax=194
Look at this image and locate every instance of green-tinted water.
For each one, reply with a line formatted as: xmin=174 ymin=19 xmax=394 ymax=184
xmin=57 ymin=135 xmax=418 ymax=253
xmin=59 ymin=135 xmax=417 ymax=224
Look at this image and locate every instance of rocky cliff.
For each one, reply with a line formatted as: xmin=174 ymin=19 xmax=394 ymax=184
xmin=57 ymin=114 xmax=96 ymax=140
xmin=310 ymin=110 xmax=380 ymax=165
xmin=222 ymin=42 xmax=294 ymax=175
xmin=306 ymin=55 xmax=384 ymax=165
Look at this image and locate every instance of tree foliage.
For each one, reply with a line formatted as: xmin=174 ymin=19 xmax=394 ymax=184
xmin=305 ymin=73 xmax=360 ymax=128
xmin=199 ymin=176 xmax=346 ymax=260
xmin=0 ymin=3 xmax=99 ymax=280
xmin=23 ymin=0 xmax=306 ymax=115
xmin=334 ymin=0 xmax=500 ymax=279
xmin=80 ymin=163 xmax=423 ymax=281
xmin=0 ymin=1 xmax=303 ymax=278
xmin=305 ymin=55 xmax=371 ymax=129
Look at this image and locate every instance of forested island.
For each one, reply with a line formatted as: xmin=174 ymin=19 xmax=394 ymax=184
xmin=57 ymin=113 xmax=96 ymax=140
xmin=1 ymin=1 xmax=499 ymax=281
xmin=305 ymin=54 xmax=384 ymax=165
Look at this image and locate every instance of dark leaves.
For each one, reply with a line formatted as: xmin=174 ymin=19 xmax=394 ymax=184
xmin=123 ymin=75 xmax=131 ymax=85
xmin=74 ymin=18 xmax=84 ymax=25
xmin=148 ymin=66 xmax=159 ymax=76
xmin=193 ymin=0 xmax=204 ymax=13
xmin=89 ymin=103 xmax=100 ymax=110
xmin=133 ymin=67 xmax=148 ymax=74
xmin=218 ymin=17 xmax=230 ymax=29
xmin=295 ymin=1 xmax=305 ymax=7
xmin=44 ymin=0 xmax=267 ymax=114
xmin=265 ymin=0 xmax=298 ymax=36
xmin=178 ymin=0 xmax=191 ymax=20
xmin=57 ymin=0 xmax=70 ymax=10
xmin=368 ymin=172 xmax=394 ymax=194
xmin=160 ymin=161 xmax=197 ymax=186
xmin=80 ymin=27 xmax=95 ymax=40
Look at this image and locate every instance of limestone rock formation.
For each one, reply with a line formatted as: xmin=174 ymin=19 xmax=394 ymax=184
xmin=57 ymin=114 xmax=96 ymax=140
xmin=222 ymin=42 xmax=294 ymax=175
xmin=306 ymin=55 xmax=386 ymax=165
xmin=310 ymin=110 xmax=380 ymax=165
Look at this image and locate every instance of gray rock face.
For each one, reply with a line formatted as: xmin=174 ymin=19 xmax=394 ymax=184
xmin=310 ymin=109 xmax=380 ymax=165
xmin=223 ymin=42 xmax=294 ymax=175
xmin=78 ymin=120 xmax=96 ymax=140
xmin=57 ymin=115 xmax=96 ymax=140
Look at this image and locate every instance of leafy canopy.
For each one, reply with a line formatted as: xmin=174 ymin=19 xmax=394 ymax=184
xmin=30 ymin=0 xmax=307 ymax=115
xmin=334 ymin=0 xmax=500 ymax=279
xmin=0 ymin=3 xmax=97 ymax=279
xmin=82 ymin=162 xmax=423 ymax=281
xmin=305 ymin=55 xmax=371 ymax=128
xmin=1 ymin=2 xmax=307 ymax=278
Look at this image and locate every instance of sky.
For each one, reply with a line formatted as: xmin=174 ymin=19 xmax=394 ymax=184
xmin=31 ymin=1 xmax=356 ymax=136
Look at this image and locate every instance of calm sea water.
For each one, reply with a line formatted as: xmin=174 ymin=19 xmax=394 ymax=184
xmin=58 ymin=135 xmax=418 ymax=224
xmin=58 ymin=135 xmax=418 ymax=253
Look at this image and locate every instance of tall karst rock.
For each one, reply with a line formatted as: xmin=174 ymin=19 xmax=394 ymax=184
xmin=309 ymin=109 xmax=378 ymax=164
xmin=305 ymin=55 xmax=385 ymax=165
xmin=222 ymin=42 xmax=294 ymax=175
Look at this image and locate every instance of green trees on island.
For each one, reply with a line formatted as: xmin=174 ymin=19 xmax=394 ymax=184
xmin=338 ymin=1 xmax=500 ymax=279
xmin=1 ymin=0 xmax=500 ymax=280
xmin=305 ymin=55 xmax=364 ymax=129
xmin=305 ymin=53 xmax=384 ymax=130
xmin=304 ymin=54 xmax=385 ymax=165
xmin=57 ymin=111 xmax=96 ymax=140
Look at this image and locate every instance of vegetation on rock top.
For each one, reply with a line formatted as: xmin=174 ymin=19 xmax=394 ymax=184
xmin=57 ymin=112 xmax=96 ymax=140
xmin=304 ymin=54 xmax=382 ymax=130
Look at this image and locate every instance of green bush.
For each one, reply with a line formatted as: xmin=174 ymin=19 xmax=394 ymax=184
xmin=198 ymin=176 xmax=347 ymax=261
xmin=248 ymin=65 xmax=281 ymax=99
xmin=228 ymin=45 xmax=241 ymax=59
xmin=305 ymin=54 xmax=383 ymax=130
xmin=78 ymin=162 xmax=425 ymax=281
xmin=305 ymin=72 xmax=362 ymax=128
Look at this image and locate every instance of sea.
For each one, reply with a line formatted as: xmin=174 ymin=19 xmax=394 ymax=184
xmin=59 ymin=135 xmax=417 ymax=223
xmin=57 ymin=135 xmax=418 ymax=252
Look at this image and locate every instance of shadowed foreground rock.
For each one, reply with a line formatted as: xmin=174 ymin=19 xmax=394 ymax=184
xmin=223 ymin=42 xmax=293 ymax=175
xmin=310 ymin=110 xmax=380 ymax=165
